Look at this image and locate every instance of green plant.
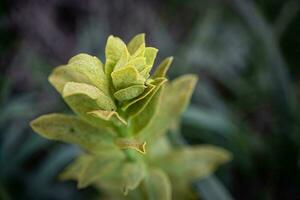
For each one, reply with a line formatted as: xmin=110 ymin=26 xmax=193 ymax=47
xmin=30 ymin=34 xmax=231 ymax=199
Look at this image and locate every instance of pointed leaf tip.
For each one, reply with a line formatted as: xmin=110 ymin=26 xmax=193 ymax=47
xmin=105 ymin=35 xmax=127 ymax=74
xmin=145 ymin=47 xmax=158 ymax=67
xmin=153 ymin=56 xmax=174 ymax=78
xmin=127 ymin=33 xmax=146 ymax=55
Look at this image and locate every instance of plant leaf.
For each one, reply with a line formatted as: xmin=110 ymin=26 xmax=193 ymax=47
xmin=105 ymin=35 xmax=127 ymax=75
xmin=128 ymin=57 xmax=146 ymax=72
xmin=48 ymin=53 xmax=110 ymax=96
xmin=130 ymin=85 xmax=163 ymax=135
xmin=157 ymin=145 xmax=232 ymax=180
xmin=125 ymin=77 xmax=167 ymax=117
xmin=121 ymin=84 xmax=156 ymax=111
xmin=48 ymin=65 xmax=90 ymax=94
xmin=67 ymin=53 xmax=110 ymax=96
xmin=146 ymin=136 xmax=172 ymax=161
xmin=77 ymin=154 xmax=124 ymax=188
xmin=122 ymin=162 xmax=146 ymax=195
xmin=30 ymin=114 xmax=116 ymax=153
xmin=114 ymin=47 xmax=130 ymax=71
xmin=153 ymin=57 xmax=173 ymax=78
xmin=144 ymin=47 xmax=158 ymax=67
xmin=111 ymin=66 xmax=145 ymax=90
xmin=62 ymin=89 xmax=115 ymax=130
xmin=131 ymin=43 xmax=146 ymax=58
xmin=127 ymin=33 xmax=145 ymax=55
xmin=144 ymin=169 xmax=172 ymax=200
xmin=114 ymin=85 xmax=146 ymax=102
xmin=63 ymin=82 xmax=116 ymax=110
xmin=138 ymin=75 xmax=198 ymax=141
xmin=139 ymin=66 xmax=152 ymax=79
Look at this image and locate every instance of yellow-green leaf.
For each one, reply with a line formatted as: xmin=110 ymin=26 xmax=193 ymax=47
xmin=121 ymin=84 xmax=156 ymax=111
xmin=30 ymin=114 xmax=115 ymax=153
xmin=144 ymin=169 xmax=171 ymax=200
xmin=139 ymin=66 xmax=152 ymax=79
xmin=130 ymin=85 xmax=163 ymax=135
xmin=62 ymin=82 xmax=116 ymax=111
xmin=63 ymin=92 xmax=118 ymax=131
xmin=157 ymin=145 xmax=232 ymax=180
xmin=122 ymin=162 xmax=146 ymax=195
xmin=67 ymin=53 xmax=110 ymax=96
xmin=146 ymin=136 xmax=172 ymax=162
xmin=138 ymin=75 xmax=198 ymax=141
xmin=49 ymin=52 xmax=108 ymax=94
xmin=127 ymin=57 xmax=146 ymax=72
xmin=153 ymin=57 xmax=173 ymax=78
xmin=131 ymin=43 xmax=146 ymax=58
xmin=114 ymin=47 xmax=130 ymax=71
xmin=144 ymin=47 xmax=158 ymax=66
xmin=127 ymin=33 xmax=145 ymax=55
xmin=48 ymin=65 xmax=90 ymax=94
xmin=77 ymin=154 xmax=124 ymax=188
xmin=105 ymin=35 xmax=127 ymax=75
xmin=125 ymin=77 xmax=167 ymax=117
xmin=114 ymin=85 xmax=146 ymax=102
xmin=111 ymin=66 xmax=145 ymax=90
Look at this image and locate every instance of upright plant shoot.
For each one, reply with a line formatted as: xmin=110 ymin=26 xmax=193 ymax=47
xmin=30 ymin=34 xmax=231 ymax=199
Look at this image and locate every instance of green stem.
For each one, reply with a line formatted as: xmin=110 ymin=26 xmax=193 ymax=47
xmin=123 ymin=149 xmax=137 ymax=162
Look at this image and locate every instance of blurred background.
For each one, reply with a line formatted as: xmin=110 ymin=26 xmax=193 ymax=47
xmin=1 ymin=0 xmax=300 ymax=199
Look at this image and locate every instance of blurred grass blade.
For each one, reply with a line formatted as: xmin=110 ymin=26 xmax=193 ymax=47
xmin=227 ymin=0 xmax=294 ymax=119
xmin=183 ymin=105 xmax=235 ymax=135
xmin=4 ymin=135 xmax=50 ymax=173
xmin=195 ymin=175 xmax=233 ymax=200
xmin=32 ymin=146 xmax=80 ymax=187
